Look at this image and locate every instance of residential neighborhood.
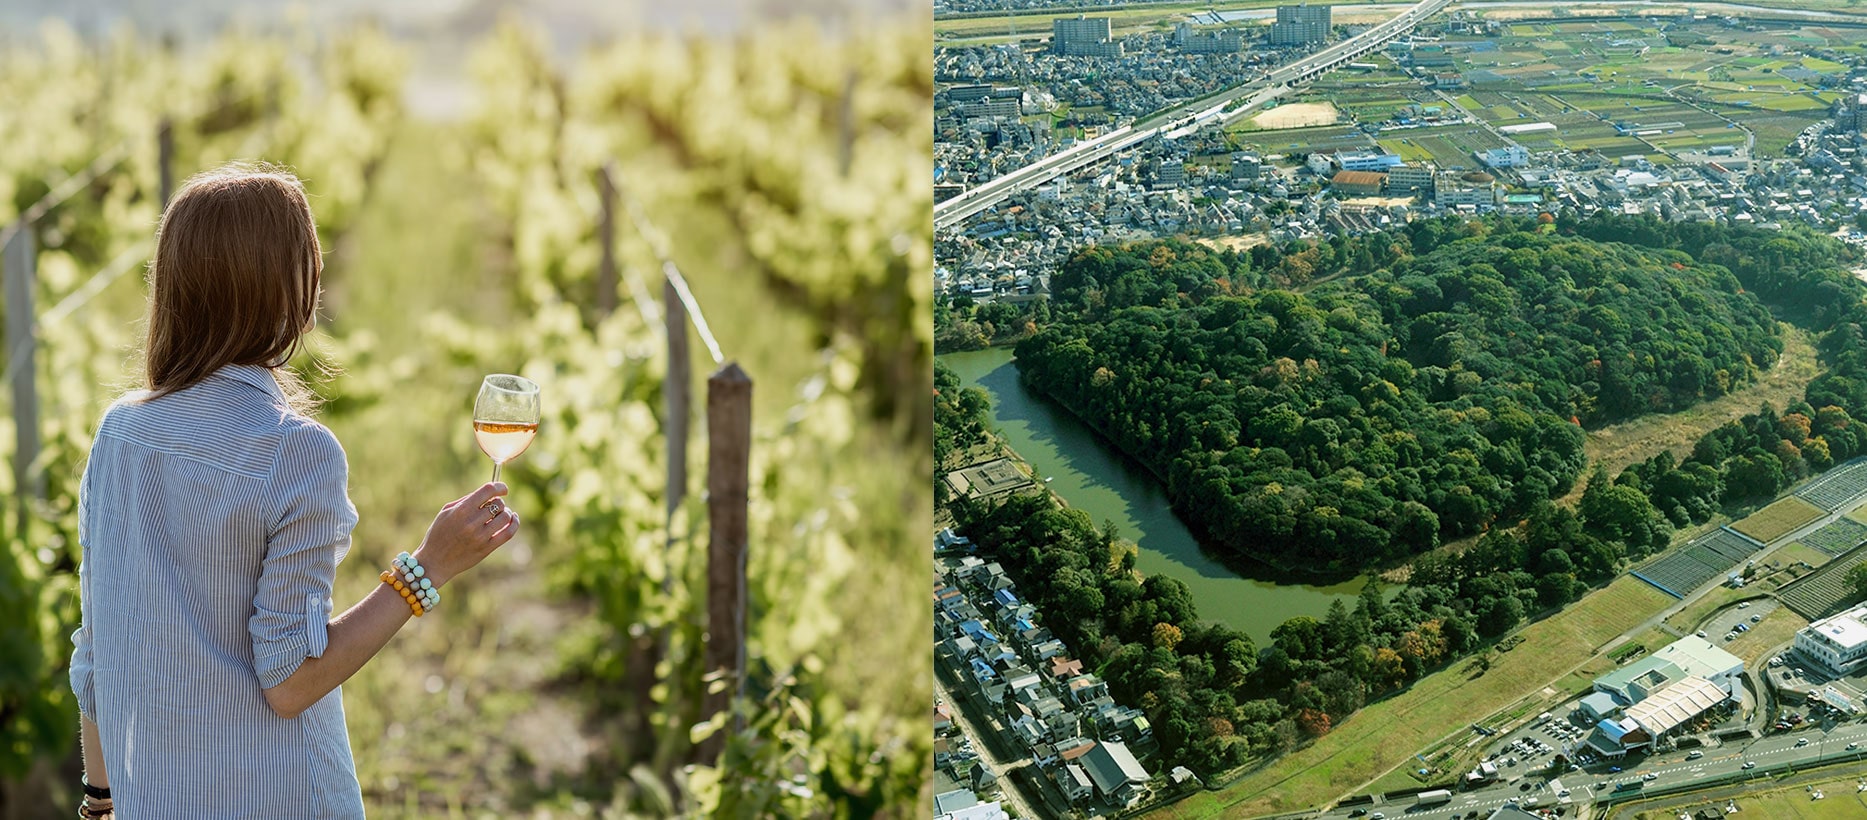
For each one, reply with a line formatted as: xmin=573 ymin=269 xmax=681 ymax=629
xmin=935 ymin=530 xmax=1170 ymax=817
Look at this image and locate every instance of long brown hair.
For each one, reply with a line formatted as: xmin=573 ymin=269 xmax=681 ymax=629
xmin=141 ymin=162 xmax=324 ymax=411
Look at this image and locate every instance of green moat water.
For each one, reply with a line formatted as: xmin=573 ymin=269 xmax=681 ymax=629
xmin=942 ymin=346 xmax=1376 ymax=647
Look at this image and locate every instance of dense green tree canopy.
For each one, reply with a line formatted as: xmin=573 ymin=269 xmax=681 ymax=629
xmin=1016 ymin=226 xmax=1779 ymax=573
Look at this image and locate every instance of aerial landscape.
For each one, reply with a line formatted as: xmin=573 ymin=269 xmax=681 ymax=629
xmin=932 ymin=0 xmax=1867 ymax=818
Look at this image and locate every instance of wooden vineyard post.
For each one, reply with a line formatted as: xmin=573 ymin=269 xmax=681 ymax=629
xmin=664 ymin=277 xmax=690 ymax=561
xmin=700 ymin=362 xmax=752 ymax=761
xmin=4 ymin=221 xmax=40 ymax=539
xmin=595 ymin=164 xmax=619 ymax=321
xmin=157 ymin=118 xmax=174 ymax=207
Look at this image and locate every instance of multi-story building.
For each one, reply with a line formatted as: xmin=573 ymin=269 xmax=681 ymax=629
xmin=1053 ymin=16 xmax=1124 ymax=58
xmin=1794 ymin=603 xmax=1867 ymax=676
xmin=1385 ymin=165 xmax=1435 ymax=195
xmin=1836 ymin=93 xmax=1867 ymax=133
xmin=1153 ymin=160 xmax=1185 ymax=190
xmin=1231 ymin=153 xmax=1265 ymax=181
xmin=1337 ymin=152 xmax=1403 ymax=172
xmin=1270 ymin=4 xmax=1331 ymax=46
xmin=1480 ymin=145 xmax=1530 ymax=169
xmin=959 ymin=88 xmax=1023 ymax=120
xmin=1434 ymin=172 xmax=1499 ymax=207
xmin=1174 ymin=22 xmax=1245 ymax=53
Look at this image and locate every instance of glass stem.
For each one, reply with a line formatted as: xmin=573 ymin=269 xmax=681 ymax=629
xmin=491 ymin=461 xmax=501 ymax=484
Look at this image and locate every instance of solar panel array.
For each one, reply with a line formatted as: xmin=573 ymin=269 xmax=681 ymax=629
xmin=1779 ymin=544 xmax=1867 ymax=621
xmin=1799 ymin=516 xmax=1867 ymax=558
xmin=1631 ymin=528 xmax=1765 ymax=599
xmin=1794 ymin=457 xmax=1867 ymax=512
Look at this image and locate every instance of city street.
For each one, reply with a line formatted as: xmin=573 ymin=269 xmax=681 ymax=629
xmin=1309 ymin=721 xmax=1867 ymax=819
xmin=934 ymin=670 xmax=1053 ymax=820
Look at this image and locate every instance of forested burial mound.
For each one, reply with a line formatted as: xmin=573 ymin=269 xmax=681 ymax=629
xmin=1016 ymin=227 xmax=1783 ymax=575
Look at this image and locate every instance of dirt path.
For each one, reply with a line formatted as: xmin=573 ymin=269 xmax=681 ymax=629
xmin=1560 ymin=324 xmax=1819 ymax=505
xmin=318 ymin=123 xmax=602 ymax=817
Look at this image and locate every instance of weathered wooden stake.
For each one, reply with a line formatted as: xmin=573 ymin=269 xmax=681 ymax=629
xmin=157 ymin=118 xmax=174 ymax=207
xmin=838 ymin=70 xmax=857 ymax=177
xmin=595 ymin=164 xmax=619 ymax=320
xmin=701 ymin=362 xmax=752 ymax=760
xmin=5 ymin=221 xmax=40 ymax=538
xmin=665 ymin=276 xmax=690 ymax=562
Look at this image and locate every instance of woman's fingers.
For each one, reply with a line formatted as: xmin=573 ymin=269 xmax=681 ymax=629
xmin=488 ymin=511 xmax=520 ymax=548
xmin=464 ymin=481 xmax=509 ymax=510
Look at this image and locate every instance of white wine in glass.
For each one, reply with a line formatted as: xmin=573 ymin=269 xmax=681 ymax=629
xmin=474 ymin=374 xmax=540 ymax=483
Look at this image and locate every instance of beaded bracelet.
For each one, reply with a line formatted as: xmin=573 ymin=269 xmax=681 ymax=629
xmin=380 ymin=551 xmax=441 ymax=617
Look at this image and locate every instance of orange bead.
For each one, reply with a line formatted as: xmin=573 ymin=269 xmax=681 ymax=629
xmin=411 ymin=603 xmax=424 ymax=616
xmin=379 ymin=570 xmax=393 ymax=583
xmin=393 ymin=580 xmax=406 ymax=592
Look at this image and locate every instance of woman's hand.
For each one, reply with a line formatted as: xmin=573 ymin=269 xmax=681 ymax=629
xmin=412 ymin=482 xmax=520 ymax=587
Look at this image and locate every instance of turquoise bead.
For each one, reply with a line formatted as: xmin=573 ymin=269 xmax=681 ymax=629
xmin=419 ymin=579 xmax=432 ymax=590
xmin=413 ymin=566 xmax=425 ymax=578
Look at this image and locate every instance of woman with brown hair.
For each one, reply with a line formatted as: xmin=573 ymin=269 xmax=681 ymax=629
xmin=67 ymin=163 xmax=520 ymax=817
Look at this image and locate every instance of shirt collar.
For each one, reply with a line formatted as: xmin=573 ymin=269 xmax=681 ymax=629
xmin=219 ymin=363 xmax=289 ymax=402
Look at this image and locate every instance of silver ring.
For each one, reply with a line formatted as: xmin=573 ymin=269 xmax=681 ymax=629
xmin=485 ymin=498 xmax=505 ymax=519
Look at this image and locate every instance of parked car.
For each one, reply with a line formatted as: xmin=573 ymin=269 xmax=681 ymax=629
xmin=1751 ymin=614 xmax=1762 ymax=623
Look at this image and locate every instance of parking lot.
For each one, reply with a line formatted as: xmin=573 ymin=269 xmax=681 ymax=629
xmin=1691 ymin=597 xmax=1778 ymax=647
xmin=1479 ymin=711 xmax=1588 ymax=775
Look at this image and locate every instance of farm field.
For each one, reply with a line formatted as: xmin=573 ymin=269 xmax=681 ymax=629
xmin=1432 ymin=19 xmax=1848 ymax=160
xmin=1156 ymin=576 xmax=1672 ymax=819
xmin=1773 ymin=543 xmax=1838 ymax=571
xmin=1227 ymin=122 xmax=1375 ymax=157
xmin=1375 ymin=124 xmax=1505 ymax=169
xmin=1731 ymin=497 xmax=1827 ymax=544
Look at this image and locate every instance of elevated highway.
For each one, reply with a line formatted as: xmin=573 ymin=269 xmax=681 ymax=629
xmin=934 ymin=0 xmax=1452 ymax=233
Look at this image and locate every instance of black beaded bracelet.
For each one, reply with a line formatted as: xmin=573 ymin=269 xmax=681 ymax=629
xmin=81 ymin=776 xmax=110 ymax=800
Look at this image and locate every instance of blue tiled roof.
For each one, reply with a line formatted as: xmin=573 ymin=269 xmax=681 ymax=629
xmin=1596 ymin=718 xmax=1629 ymax=742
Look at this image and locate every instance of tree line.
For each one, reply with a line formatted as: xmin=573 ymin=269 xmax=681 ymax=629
xmin=1016 ymin=222 xmax=1780 ymax=573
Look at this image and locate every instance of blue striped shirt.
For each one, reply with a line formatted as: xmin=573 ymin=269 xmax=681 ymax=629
xmin=69 ymin=363 xmax=366 ymax=817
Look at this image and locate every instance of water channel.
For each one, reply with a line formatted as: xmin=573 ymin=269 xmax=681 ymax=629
xmin=941 ymin=346 xmax=1374 ymax=647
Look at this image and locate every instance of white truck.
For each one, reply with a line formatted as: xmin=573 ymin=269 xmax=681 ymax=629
xmin=1415 ymin=789 xmax=1453 ymax=807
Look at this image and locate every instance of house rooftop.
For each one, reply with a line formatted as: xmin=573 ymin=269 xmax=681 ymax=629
xmin=1331 ymin=170 xmax=1387 ymax=187
xmin=1596 ymin=657 xmax=1683 ymax=698
xmin=1807 ymin=603 xmax=1867 ymax=652
xmin=1082 ymin=741 xmax=1150 ymax=793
xmin=1624 ymin=675 xmax=1727 ymax=736
xmin=1651 ymin=636 xmax=1743 ymax=679
xmin=1049 ymin=656 xmax=1085 ymax=679
xmin=934 ymin=788 xmax=980 ymax=815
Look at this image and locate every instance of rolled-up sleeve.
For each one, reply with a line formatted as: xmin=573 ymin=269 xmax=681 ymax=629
xmin=70 ymin=456 xmax=98 ymax=722
xmin=249 ymin=422 xmax=357 ymax=690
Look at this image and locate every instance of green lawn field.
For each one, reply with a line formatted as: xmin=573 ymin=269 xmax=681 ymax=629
xmin=1153 ymin=576 xmax=1672 ymax=819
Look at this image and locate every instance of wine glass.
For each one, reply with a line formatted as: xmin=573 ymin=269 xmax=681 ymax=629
xmin=474 ymin=374 xmax=540 ymax=483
